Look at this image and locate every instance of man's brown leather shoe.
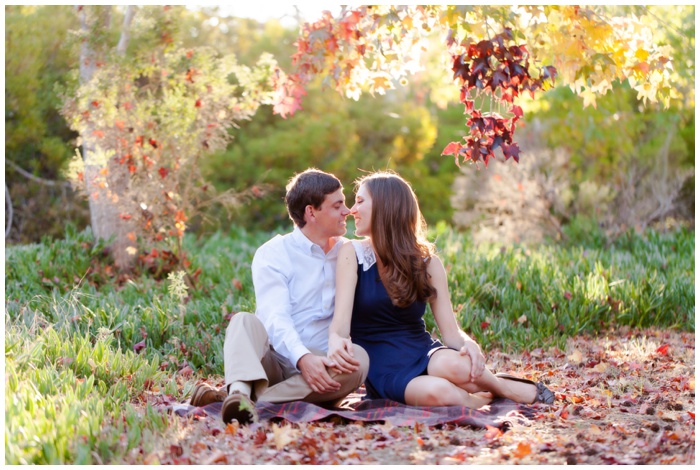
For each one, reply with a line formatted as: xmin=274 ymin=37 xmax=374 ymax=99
xmin=221 ymin=392 xmax=258 ymax=425
xmin=189 ymin=383 xmax=227 ymax=407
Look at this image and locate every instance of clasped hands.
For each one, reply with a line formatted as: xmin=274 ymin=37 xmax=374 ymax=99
xmin=296 ymin=333 xmax=360 ymax=395
xmin=459 ymin=336 xmax=486 ymax=381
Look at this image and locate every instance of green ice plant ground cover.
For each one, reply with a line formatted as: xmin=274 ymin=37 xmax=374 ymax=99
xmin=4 ymin=223 xmax=694 ymax=464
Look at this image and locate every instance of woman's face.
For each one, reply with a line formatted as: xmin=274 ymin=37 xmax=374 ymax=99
xmin=350 ymin=184 xmax=373 ymax=237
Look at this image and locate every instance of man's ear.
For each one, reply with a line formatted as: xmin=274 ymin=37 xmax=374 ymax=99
xmin=304 ymin=205 xmax=315 ymax=224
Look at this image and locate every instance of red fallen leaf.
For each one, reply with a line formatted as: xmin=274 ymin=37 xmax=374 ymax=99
xmin=172 ymin=457 xmax=191 ymax=465
xmin=186 ymin=50 xmax=193 ymax=59
xmin=134 ymin=340 xmax=146 ymax=353
xmin=688 ymin=411 xmax=695 ymax=420
xmin=253 ymin=428 xmax=267 ymax=445
xmin=481 ymin=321 xmax=490 ymax=330
xmin=128 ymin=164 xmax=137 ymax=173
xmin=149 ymin=138 xmax=158 ymax=149
xmin=158 ymin=167 xmax=169 ymax=179
xmin=190 ymin=442 xmax=207 ymax=454
xmin=563 ymin=291 xmax=573 ymax=300
xmin=179 ymin=365 xmax=193 ymax=377
xmin=119 ymin=213 xmax=132 ymax=220
xmin=233 ymin=279 xmax=243 ymax=290
xmin=92 ymin=130 xmax=105 ymax=138
xmin=195 ymin=99 xmax=202 ymax=108
xmin=91 ymin=100 xmax=100 ymax=107
xmin=169 ymin=444 xmax=183 ymax=457
xmin=656 ymin=344 xmax=670 ymax=355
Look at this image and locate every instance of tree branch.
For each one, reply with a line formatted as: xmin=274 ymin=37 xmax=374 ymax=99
xmin=5 ymin=184 xmax=13 ymax=239
xmin=116 ymin=6 xmax=137 ymax=56
xmin=5 ymin=160 xmax=71 ymax=188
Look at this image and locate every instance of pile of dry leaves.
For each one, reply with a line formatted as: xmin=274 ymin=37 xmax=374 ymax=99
xmin=137 ymin=327 xmax=694 ymax=465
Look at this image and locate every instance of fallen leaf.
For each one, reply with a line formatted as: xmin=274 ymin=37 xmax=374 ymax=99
xmin=484 ymin=425 xmax=503 ymax=442
xmin=512 ymin=441 xmax=532 ymax=458
xmin=656 ymin=344 xmax=670 ymax=355
xmin=203 ymin=451 xmax=227 ymax=464
xmin=272 ymin=423 xmax=298 ymax=450
xmin=225 ymin=422 xmax=239 ymax=435
xmin=568 ymin=349 xmax=584 ymax=364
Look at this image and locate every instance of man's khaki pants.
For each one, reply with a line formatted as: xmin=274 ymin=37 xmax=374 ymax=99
xmin=224 ymin=312 xmax=369 ymax=405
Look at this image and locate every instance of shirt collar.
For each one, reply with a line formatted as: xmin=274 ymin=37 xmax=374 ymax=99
xmin=292 ymin=225 xmax=344 ymax=255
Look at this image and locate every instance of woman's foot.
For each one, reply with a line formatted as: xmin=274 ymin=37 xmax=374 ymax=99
xmin=495 ymin=373 xmax=554 ymax=404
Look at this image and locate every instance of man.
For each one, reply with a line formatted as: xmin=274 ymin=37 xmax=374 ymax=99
xmin=190 ymin=168 xmax=369 ymax=424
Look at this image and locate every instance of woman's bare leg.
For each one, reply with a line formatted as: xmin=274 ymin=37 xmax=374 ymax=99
xmin=404 ymin=375 xmax=492 ymax=409
xmin=427 ymin=349 xmax=537 ymax=404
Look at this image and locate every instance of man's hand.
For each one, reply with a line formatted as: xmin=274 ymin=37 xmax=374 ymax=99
xmin=459 ymin=337 xmax=486 ymax=381
xmin=297 ymin=353 xmax=341 ymax=394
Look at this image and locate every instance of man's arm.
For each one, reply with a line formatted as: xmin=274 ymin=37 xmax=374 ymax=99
xmin=252 ymin=246 xmax=341 ymax=393
xmin=252 ymin=248 xmax=309 ymax=368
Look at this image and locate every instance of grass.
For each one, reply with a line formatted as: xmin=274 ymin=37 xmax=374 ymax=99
xmin=4 ymin=223 xmax=695 ymax=463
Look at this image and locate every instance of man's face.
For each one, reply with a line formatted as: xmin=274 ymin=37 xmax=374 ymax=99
xmin=311 ymin=188 xmax=350 ymax=238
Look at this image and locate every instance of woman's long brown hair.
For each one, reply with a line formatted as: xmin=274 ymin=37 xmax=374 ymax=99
xmin=357 ymin=171 xmax=436 ymax=307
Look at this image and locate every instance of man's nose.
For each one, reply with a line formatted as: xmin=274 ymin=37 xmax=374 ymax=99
xmin=342 ymin=205 xmax=351 ymax=216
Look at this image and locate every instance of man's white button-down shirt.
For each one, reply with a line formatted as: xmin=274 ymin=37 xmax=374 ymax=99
xmin=251 ymin=226 xmax=347 ymax=370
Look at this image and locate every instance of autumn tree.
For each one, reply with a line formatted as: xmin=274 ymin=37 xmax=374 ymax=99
xmin=277 ymin=5 xmax=674 ymax=166
xmin=60 ymin=5 xmax=675 ymax=271
xmin=61 ymin=5 xmax=285 ymax=270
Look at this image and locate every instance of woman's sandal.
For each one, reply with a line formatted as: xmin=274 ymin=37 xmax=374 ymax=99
xmin=495 ymin=373 xmax=555 ymax=404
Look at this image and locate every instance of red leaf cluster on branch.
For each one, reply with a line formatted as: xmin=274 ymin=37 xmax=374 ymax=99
xmin=442 ymin=29 xmax=557 ymax=166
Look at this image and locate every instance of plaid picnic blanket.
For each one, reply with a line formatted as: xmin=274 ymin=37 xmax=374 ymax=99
xmin=173 ymin=393 xmax=534 ymax=429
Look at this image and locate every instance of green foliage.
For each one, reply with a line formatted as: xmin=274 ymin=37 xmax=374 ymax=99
xmin=428 ymin=225 xmax=694 ymax=351
xmin=200 ymin=83 xmax=449 ymax=230
xmin=5 ymin=5 xmax=78 ymax=169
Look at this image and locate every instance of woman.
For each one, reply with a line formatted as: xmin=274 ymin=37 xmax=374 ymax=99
xmin=328 ymin=171 xmax=554 ymax=408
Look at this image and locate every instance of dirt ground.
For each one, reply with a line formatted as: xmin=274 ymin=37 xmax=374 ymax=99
xmin=139 ymin=327 xmax=694 ymax=465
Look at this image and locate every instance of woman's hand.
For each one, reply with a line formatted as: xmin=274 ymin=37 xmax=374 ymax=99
xmin=459 ymin=337 xmax=486 ymax=381
xmin=327 ymin=333 xmax=360 ymax=374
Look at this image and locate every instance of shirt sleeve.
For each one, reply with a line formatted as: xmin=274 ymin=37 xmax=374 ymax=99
xmin=251 ymin=245 xmax=311 ymax=370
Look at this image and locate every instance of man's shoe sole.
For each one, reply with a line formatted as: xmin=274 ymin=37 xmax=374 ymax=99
xmin=222 ymin=393 xmax=257 ymax=425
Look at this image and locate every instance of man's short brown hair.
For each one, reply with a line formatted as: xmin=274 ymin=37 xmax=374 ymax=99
xmin=285 ymin=168 xmax=342 ymax=228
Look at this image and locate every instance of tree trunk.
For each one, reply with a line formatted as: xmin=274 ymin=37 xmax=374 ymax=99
xmin=77 ymin=5 xmax=136 ymax=270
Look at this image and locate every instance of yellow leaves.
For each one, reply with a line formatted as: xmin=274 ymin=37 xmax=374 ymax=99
xmin=369 ymin=73 xmax=393 ymax=95
xmin=272 ymin=423 xmax=299 ymax=450
xmin=580 ymin=88 xmax=598 ymax=108
xmin=634 ymin=48 xmax=650 ymax=62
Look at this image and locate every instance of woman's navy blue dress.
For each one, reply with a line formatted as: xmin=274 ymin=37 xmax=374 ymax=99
xmin=349 ymin=240 xmax=444 ymax=403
